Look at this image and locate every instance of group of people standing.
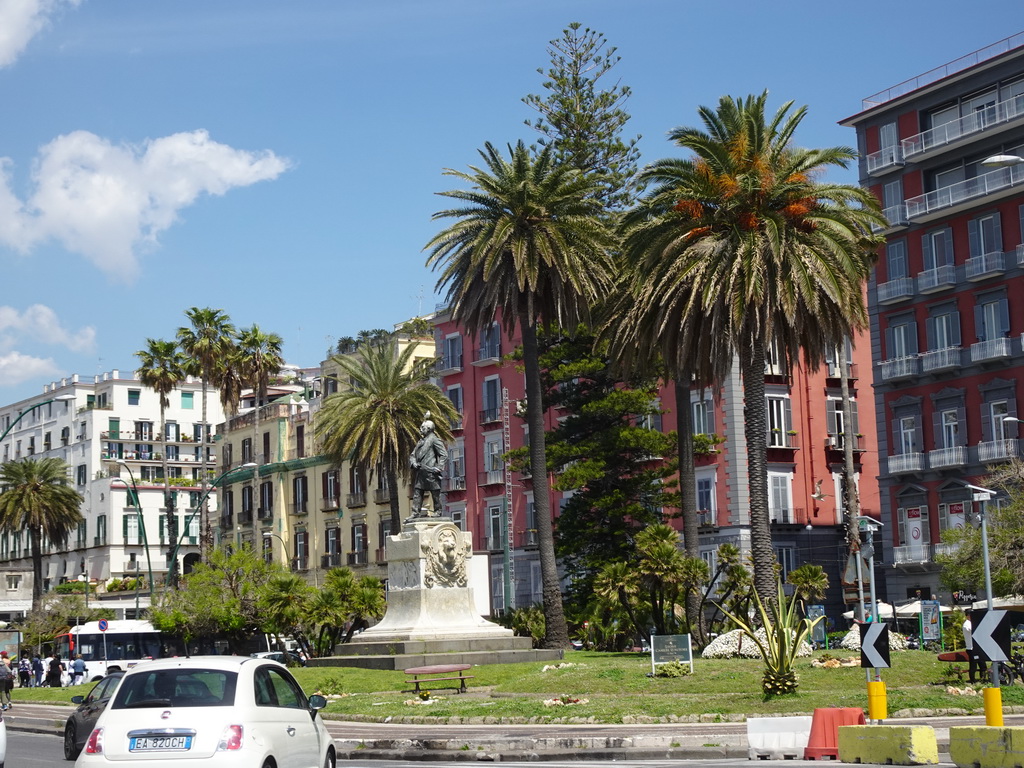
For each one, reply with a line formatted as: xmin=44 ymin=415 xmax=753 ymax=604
xmin=0 ymin=651 xmax=88 ymax=707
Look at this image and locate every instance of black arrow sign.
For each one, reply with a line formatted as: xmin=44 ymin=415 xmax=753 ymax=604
xmin=970 ymin=609 xmax=1010 ymax=663
xmin=859 ymin=622 xmax=891 ymax=668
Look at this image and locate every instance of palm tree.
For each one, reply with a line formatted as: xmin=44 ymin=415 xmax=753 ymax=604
xmin=786 ymin=563 xmax=830 ymax=604
xmin=177 ymin=308 xmax=236 ymax=557
xmin=136 ymin=338 xmax=187 ymax=588
xmin=262 ymin=573 xmax=313 ymax=652
xmin=235 ymin=325 xmax=285 ymax=482
xmin=426 ymin=140 xmax=614 ymax=649
xmin=0 ymin=458 xmax=83 ymax=612
xmin=315 ymin=339 xmax=457 ymax=533
xmin=613 ymin=93 xmax=883 ymax=606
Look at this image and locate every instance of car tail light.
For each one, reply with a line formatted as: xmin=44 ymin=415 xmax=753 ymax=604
xmin=218 ymin=725 xmax=243 ymax=751
xmin=85 ymin=728 xmax=104 ymax=754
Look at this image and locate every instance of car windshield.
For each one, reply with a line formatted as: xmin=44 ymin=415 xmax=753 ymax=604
xmin=111 ymin=668 xmax=237 ymax=709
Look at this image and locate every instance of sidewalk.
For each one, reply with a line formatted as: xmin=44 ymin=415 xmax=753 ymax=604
xmin=6 ymin=702 xmax=1014 ymax=761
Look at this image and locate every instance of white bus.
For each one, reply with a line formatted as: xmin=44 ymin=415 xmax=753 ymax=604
xmin=55 ymin=620 xmax=185 ymax=681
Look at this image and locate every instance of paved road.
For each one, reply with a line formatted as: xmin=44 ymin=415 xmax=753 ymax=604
xmin=8 ymin=702 xmax=1017 ymax=761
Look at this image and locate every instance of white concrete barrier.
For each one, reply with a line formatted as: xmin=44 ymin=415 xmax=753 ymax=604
xmin=747 ymin=715 xmax=813 ymax=760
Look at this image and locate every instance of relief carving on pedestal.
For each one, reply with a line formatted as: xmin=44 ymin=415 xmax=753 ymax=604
xmin=421 ymin=523 xmax=469 ymax=588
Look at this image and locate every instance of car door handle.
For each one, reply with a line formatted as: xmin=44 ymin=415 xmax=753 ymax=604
xmin=286 ymin=726 xmax=296 ymax=736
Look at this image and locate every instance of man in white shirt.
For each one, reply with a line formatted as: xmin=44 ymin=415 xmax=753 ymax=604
xmin=963 ymin=617 xmax=988 ymax=683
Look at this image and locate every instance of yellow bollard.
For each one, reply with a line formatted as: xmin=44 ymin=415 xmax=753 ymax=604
xmin=867 ymin=680 xmax=887 ymax=721
xmin=983 ymin=687 xmax=1003 ymax=726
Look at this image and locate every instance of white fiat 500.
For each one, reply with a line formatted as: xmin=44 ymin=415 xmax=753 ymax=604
xmin=75 ymin=655 xmax=334 ymax=768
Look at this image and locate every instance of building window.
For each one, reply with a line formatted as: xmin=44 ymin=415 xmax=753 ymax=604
xmin=241 ymin=438 xmax=253 ymax=464
xmin=479 ymin=323 xmax=501 ymax=360
xmin=775 ymin=547 xmax=797 ymax=581
xmin=292 ymin=475 xmax=308 ymax=514
xmin=294 ymin=530 xmax=309 ymax=570
xmin=696 ymin=475 xmax=715 ymax=523
xmin=296 ymin=425 xmax=305 ymax=459
xmin=886 ymin=240 xmax=908 ymax=280
xmin=481 ymin=377 xmax=501 ymax=422
xmin=442 ymin=334 xmax=462 ymax=369
xmin=692 ymin=393 xmax=714 ymax=435
xmin=765 ymin=396 xmax=791 ymax=445
xmin=922 ymin=227 xmax=954 ymax=271
xmin=323 ymin=470 xmax=339 ymax=506
xmin=487 ymin=503 xmax=503 ymax=550
xmin=181 ymin=392 xmax=194 ymax=409
xmin=768 ymin=472 xmax=792 ymax=523
xmin=898 ymin=415 xmax=919 ymax=454
xmin=128 ymin=389 xmax=141 ymax=406
xmin=259 ymin=481 xmax=273 ymax=517
xmin=123 ymin=514 xmax=140 ymax=546
xmin=76 ymin=464 xmax=87 ymax=486
xmin=483 ymin=435 xmax=503 ymax=483
xmin=926 ymin=308 xmax=961 ymax=350
xmin=976 ymin=294 xmax=1009 ymax=341
xmin=885 ymin=317 xmax=918 ymax=359
xmin=897 ymin=506 xmax=931 ymax=547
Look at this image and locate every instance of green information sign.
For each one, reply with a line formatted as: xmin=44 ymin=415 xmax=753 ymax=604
xmin=650 ymin=633 xmax=693 ymax=675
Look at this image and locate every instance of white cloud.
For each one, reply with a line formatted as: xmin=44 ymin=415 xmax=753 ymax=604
xmin=0 ymin=351 xmax=60 ymax=387
xmin=0 ymin=304 xmax=96 ymax=352
xmin=0 ymin=129 xmax=290 ymax=280
xmin=0 ymin=0 xmax=82 ymax=69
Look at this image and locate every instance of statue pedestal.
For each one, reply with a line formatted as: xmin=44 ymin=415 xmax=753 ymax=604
xmin=350 ymin=518 xmax=511 ymax=643
xmin=324 ymin=518 xmax=563 ymax=669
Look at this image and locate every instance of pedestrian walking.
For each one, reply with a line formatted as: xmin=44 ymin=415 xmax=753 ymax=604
xmin=46 ymin=653 xmax=64 ymax=688
xmin=0 ymin=653 xmax=13 ymax=709
xmin=71 ymin=654 xmax=86 ymax=686
xmin=17 ymin=656 xmax=30 ymax=688
xmin=31 ymin=654 xmax=43 ymax=687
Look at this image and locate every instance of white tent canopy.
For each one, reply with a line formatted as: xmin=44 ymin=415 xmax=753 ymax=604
xmin=842 ymin=602 xmax=896 ymax=620
xmin=894 ymin=600 xmax=953 ymax=617
xmin=971 ymin=595 xmax=1024 ymax=610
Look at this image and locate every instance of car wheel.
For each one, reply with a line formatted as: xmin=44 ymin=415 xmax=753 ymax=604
xmin=324 ymin=749 xmax=336 ymax=768
xmin=63 ymin=721 xmax=80 ymax=761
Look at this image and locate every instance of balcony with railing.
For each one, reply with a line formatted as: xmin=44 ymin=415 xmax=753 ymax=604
xmin=901 ymin=93 xmax=1024 ymax=161
xmin=698 ymin=509 xmax=716 ymax=527
xmin=375 ymin=547 xmax=387 ymax=564
xmin=966 ymin=250 xmax=1006 ymax=281
xmin=479 ymin=406 xmax=501 ymax=424
xmin=905 ymin=164 xmax=1024 ymax=221
xmin=436 ymin=352 xmax=463 ymax=374
xmin=321 ymin=552 xmax=341 ymax=569
xmin=917 ymin=265 xmax=956 ymax=293
xmin=887 ymin=452 xmax=926 ymax=474
xmin=346 ymin=491 xmax=366 ymax=507
xmin=442 ymin=474 xmax=466 ymax=492
xmin=970 ymin=337 xmax=1012 ymax=363
xmin=485 ymin=536 xmax=505 ymax=552
xmin=877 ymin=276 xmax=914 ymax=304
xmin=373 ymin=487 xmax=391 ymax=504
xmin=256 ymin=506 xmax=273 ymax=521
xmin=921 ymin=346 xmax=961 ymax=373
xmin=479 ymin=468 xmax=504 ymax=486
xmin=934 ymin=540 xmax=962 ymax=558
xmin=928 ymin=445 xmax=968 ymax=469
xmin=978 ymin=438 xmax=1019 ymax=462
xmin=825 ymin=362 xmax=859 ymax=380
xmin=475 ymin=342 xmax=501 ymax=364
xmin=893 ymin=544 xmax=933 ymax=565
xmin=517 ymin=528 xmax=538 ymax=547
xmin=879 ymin=355 xmax=921 ymax=381
xmin=866 ymin=145 xmax=903 ymax=175
xmin=288 ymin=501 xmax=307 ymax=516
xmin=766 ymin=431 xmax=799 ymax=450
xmin=321 ymin=495 xmax=339 ymax=511
xmin=875 ymin=204 xmax=909 ymax=232
xmin=770 ymin=508 xmax=803 ymax=525
xmin=291 ymin=557 xmax=308 ymax=571
xmin=826 ymin=434 xmax=866 ymax=451
xmin=449 ymin=412 xmax=464 ymax=431
xmin=347 ymin=550 xmax=368 ymax=566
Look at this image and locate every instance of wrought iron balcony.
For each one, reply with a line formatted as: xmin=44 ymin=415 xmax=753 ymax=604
xmin=917 ymin=265 xmax=956 ymax=293
xmin=970 ymin=337 xmax=1012 ymax=363
xmin=927 ymin=446 xmax=967 ymax=469
xmin=877 ymin=277 xmax=914 ymax=304
xmin=886 ymin=452 xmax=926 ymax=474
xmin=921 ymin=347 xmax=961 ymax=373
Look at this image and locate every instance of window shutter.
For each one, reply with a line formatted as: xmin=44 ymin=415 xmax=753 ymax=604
xmin=851 ymin=402 xmax=860 ymax=435
xmin=981 ymin=403 xmax=993 ymax=443
xmin=941 ymin=228 xmax=954 ymax=265
xmin=951 ymin=312 xmax=962 ymax=346
xmin=784 ymin=399 xmax=793 ymax=433
xmin=885 ymin=326 xmax=894 ymax=358
xmin=913 ymin=414 xmax=923 ymax=451
xmin=999 ymin=298 xmax=1010 ymax=337
xmin=826 ymin=403 xmax=838 ymax=435
xmin=988 ymin=212 xmax=1003 ymax=253
xmin=968 ymin=218 xmax=981 ymax=257
xmin=975 ymin=304 xmax=985 ymax=342
xmin=956 ymin=406 xmax=967 ymax=446
xmin=706 ymin=399 xmax=715 ymax=435
xmin=932 ymin=411 xmax=943 ymax=450
xmin=925 ymin=316 xmax=936 ymax=350
xmin=921 ymin=231 xmax=933 ymax=269
xmin=122 ymin=514 xmax=130 ymax=539
xmin=908 ymin=321 xmax=919 ymax=354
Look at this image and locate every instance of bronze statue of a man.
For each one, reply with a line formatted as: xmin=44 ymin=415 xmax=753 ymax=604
xmin=410 ymin=413 xmax=447 ymax=517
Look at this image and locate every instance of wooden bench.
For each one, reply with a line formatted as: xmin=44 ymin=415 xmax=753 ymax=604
xmin=404 ymin=663 xmax=474 ymax=694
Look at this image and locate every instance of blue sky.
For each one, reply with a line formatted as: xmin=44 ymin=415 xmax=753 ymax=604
xmin=0 ymin=0 xmax=1019 ymax=404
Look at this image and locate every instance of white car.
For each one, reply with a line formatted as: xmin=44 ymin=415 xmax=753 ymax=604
xmin=0 ymin=707 xmax=6 ymax=768
xmin=75 ymin=655 xmax=333 ymax=768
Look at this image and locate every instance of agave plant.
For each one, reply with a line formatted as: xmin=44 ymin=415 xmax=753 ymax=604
xmin=718 ymin=582 xmax=822 ymax=698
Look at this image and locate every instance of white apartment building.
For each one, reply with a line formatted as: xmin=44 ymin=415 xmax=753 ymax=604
xmin=0 ymin=370 xmax=225 ymax=618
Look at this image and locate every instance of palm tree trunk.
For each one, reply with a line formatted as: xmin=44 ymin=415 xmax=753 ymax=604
xmin=519 ymin=316 xmax=569 ymax=649
xmin=160 ymin=405 xmax=177 ymax=589
xmin=199 ymin=379 xmax=212 ymax=561
xmin=673 ymin=378 xmax=705 ymax=643
xmin=740 ymin=340 xmax=775 ymax=608
xmin=30 ymin=526 xmax=43 ymax=613
xmin=386 ymin=467 xmax=401 ymax=534
xmin=840 ymin=350 xmax=861 ymax=551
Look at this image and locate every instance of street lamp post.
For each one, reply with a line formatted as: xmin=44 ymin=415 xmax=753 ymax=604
xmin=166 ymin=463 xmax=257 ymax=587
xmin=113 ymin=461 xmax=154 ymax=605
xmin=981 ymin=154 xmax=1024 ymax=168
xmin=966 ymin=483 xmax=1000 ymax=688
xmin=262 ymin=531 xmax=287 ymax=565
xmin=0 ymin=394 xmax=76 ymax=444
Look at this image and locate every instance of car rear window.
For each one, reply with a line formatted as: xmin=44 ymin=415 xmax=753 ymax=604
xmin=112 ymin=669 xmax=237 ymax=708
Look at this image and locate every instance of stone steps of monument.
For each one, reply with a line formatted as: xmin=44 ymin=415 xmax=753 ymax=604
xmin=337 ymin=636 xmax=535 ymax=657
xmin=311 ymin=648 xmax=564 ymax=671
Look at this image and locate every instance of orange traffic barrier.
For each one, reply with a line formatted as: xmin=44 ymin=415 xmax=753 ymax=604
xmin=804 ymin=707 xmax=867 ymax=760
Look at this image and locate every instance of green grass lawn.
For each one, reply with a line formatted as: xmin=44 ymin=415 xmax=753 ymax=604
xmin=11 ymin=649 xmax=1013 ymax=723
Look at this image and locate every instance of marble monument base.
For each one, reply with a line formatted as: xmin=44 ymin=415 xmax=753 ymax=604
xmin=317 ymin=518 xmax=562 ymax=670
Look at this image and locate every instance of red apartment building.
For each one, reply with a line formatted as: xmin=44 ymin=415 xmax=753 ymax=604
xmin=841 ymin=33 xmax=1024 ymax=604
xmin=432 ymin=305 xmax=880 ymax=621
